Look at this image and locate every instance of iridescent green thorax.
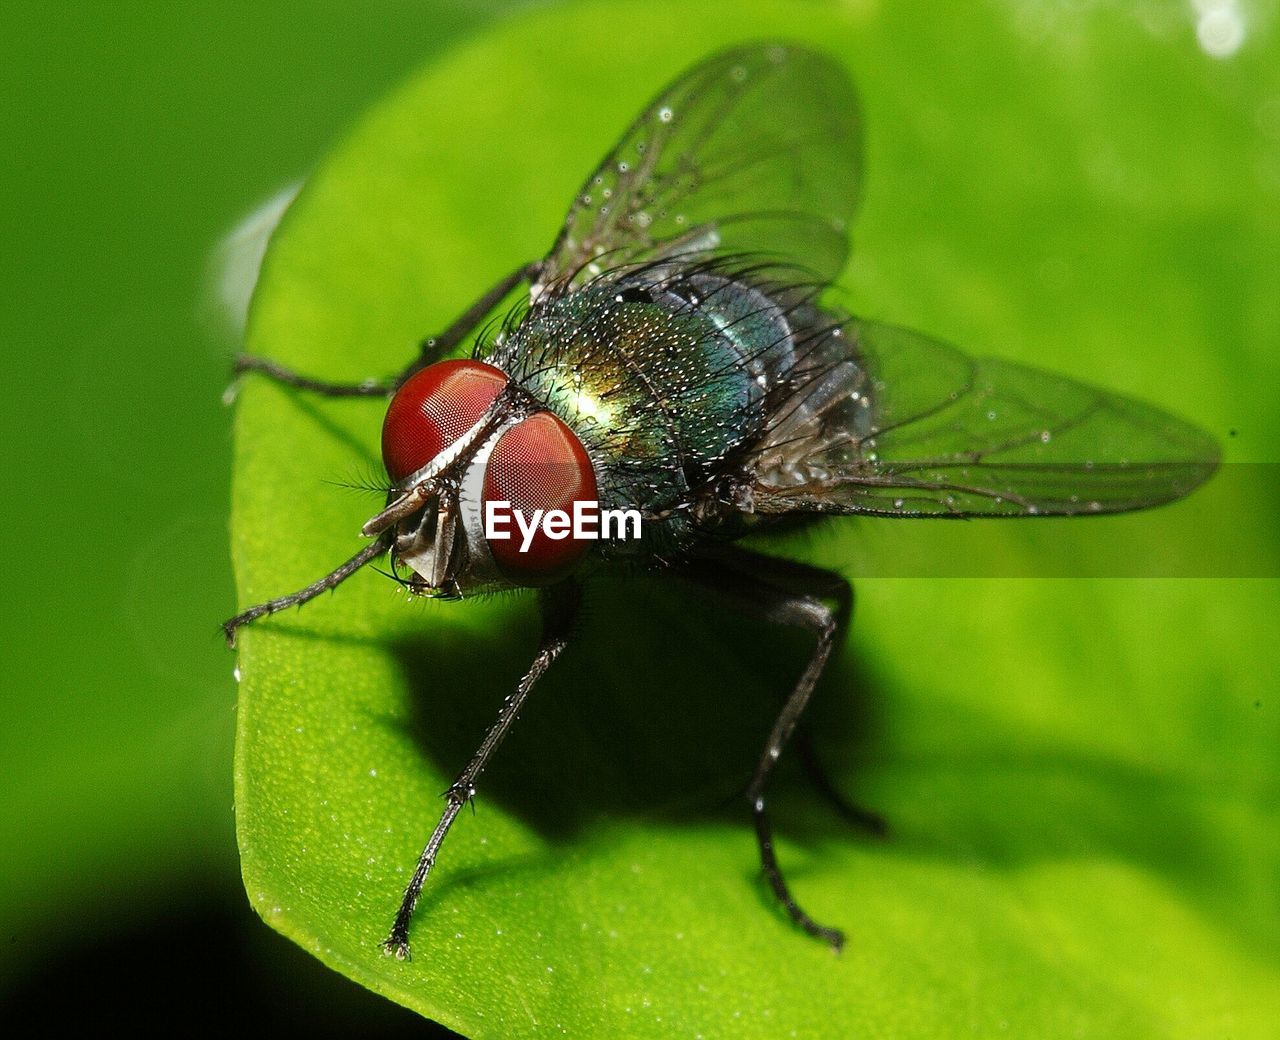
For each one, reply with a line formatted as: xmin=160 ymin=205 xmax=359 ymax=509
xmin=489 ymin=274 xmax=799 ymax=546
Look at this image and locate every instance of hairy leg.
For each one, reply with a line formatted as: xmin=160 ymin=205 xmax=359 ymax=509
xmin=382 ymin=580 xmax=580 ymax=959
xmin=675 ymin=546 xmax=856 ymax=950
xmin=221 ymin=533 xmax=391 ymax=647
xmin=231 ymin=260 xmax=538 ymax=397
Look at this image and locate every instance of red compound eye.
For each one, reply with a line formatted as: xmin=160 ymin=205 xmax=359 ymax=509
xmin=381 ymin=360 xmax=507 ymax=483
xmin=482 ymin=413 xmax=598 ymax=586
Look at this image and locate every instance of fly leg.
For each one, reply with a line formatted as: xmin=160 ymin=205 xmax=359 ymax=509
xmin=382 ymin=580 xmax=580 ymax=960
xmin=395 ymin=260 xmax=541 ymax=385
xmin=221 ymin=533 xmax=391 ymax=647
xmin=676 ymin=547 xmax=854 ymax=950
xmin=703 ymin=551 xmax=887 ymax=837
xmin=230 ymin=355 xmax=390 ymax=397
xmin=230 ymin=260 xmax=539 ymax=397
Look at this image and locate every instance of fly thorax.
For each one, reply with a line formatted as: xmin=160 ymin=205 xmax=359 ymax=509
xmin=496 ymin=278 xmax=795 ymax=524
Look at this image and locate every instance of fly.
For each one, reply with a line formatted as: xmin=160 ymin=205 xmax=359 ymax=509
xmin=223 ymin=42 xmax=1219 ymax=959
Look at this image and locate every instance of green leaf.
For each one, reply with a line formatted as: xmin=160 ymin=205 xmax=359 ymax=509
xmin=229 ymin=1 xmax=1280 ymax=1036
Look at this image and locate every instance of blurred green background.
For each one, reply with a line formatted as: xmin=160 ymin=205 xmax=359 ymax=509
xmin=0 ymin=2 xmax=505 ymax=1031
xmin=2 ymin=0 xmax=1277 ymax=1036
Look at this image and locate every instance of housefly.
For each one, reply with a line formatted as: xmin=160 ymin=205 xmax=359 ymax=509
xmin=224 ymin=42 xmax=1219 ymax=958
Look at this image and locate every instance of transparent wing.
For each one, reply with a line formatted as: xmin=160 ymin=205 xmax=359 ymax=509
xmin=535 ymin=42 xmax=861 ymax=293
xmin=750 ymin=319 xmax=1220 ymax=517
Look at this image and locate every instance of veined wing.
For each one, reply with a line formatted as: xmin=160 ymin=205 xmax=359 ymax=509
xmin=749 ymin=319 xmax=1219 ymax=517
xmin=534 ymin=42 xmax=861 ymax=294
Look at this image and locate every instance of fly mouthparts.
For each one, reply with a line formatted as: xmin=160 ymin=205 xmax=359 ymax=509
xmin=361 ymin=482 xmax=437 ymax=537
